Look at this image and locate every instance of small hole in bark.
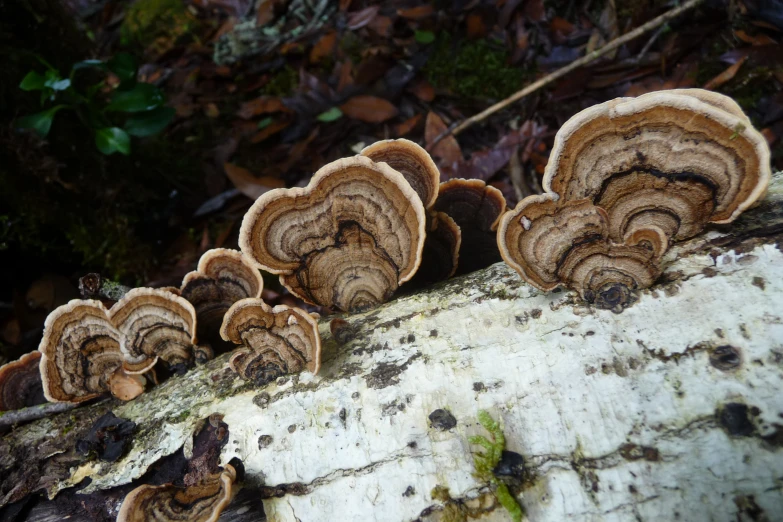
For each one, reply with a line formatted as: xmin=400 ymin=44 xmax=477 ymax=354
xmin=710 ymin=345 xmax=741 ymax=371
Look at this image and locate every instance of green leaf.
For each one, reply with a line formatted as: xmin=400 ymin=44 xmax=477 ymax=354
xmin=317 ymin=107 xmax=343 ymax=122
xmin=16 ymin=105 xmax=67 ymax=137
xmin=125 ymin=106 xmax=175 ymax=137
xmin=257 ymin=116 xmax=273 ymax=129
xmin=19 ymin=71 xmax=47 ymax=91
xmin=415 ymin=30 xmax=436 ymax=44
xmin=106 ymin=83 xmax=163 ymax=112
xmin=108 ymin=53 xmax=137 ymax=84
xmin=95 ymin=127 xmax=131 ymax=155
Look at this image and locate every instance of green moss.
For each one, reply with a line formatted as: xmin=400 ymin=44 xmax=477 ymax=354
xmin=121 ymin=0 xmax=197 ymax=50
xmin=425 ymin=33 xmax=530 ymax=100
xmin=261 ymin=65 xmax=299 ymax=97
xmin=469 ymin=410 xmax=525 ymax=522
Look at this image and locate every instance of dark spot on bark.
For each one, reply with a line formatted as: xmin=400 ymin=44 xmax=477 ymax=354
xmin=718 ymin=403 xmax=756 ymax=436
xmin=530 ymin=309 xmax=542 ymax=319
xmin=407 ymin=333 xmax=415 ymax=343
xmin=585 ymin=366 xmax=597 ymax=375
xmin=585 ymin=331 xmax=594 ymax=336
xmin=393 ymin=319 xmax=401 ymax=328
xmin=253 ymin=392 xmax=270 ymax=409
xmin=734 ymin=495 xmax=766 ymax=521
xmin=258 ymin=435 xmax=273 ymax=449
xmin=629 ymin=484 xmax=638 ymax=494
xmin=715 ymin=328 xmax=725 ymax=338
xmin=399 ymin=336 xmax=406 ymax=344
xmin=339 ymin=408 xmax=347 ymax=427
xmin=365 ymin=352 xmax=422 ymax=389
xmin=408 ymin=440 xmax=417 ymax=449
xmin=351 ymin=392 xmax=360 ymax=399
xmin=403 ymin=486 xmax=416 ymax=497
xmin=287 ymin=424 xmax=297 ymax=433
xmin=429 ymin=329 xmax=438 ymax=337
xmin=473 ymin=382 xmax=486 ymax=392
xmin=710 ymin=345 xmax=741 ymax=371
xmin=628 ymin=357 xmax=639 ymax=370
xmin=428 ymin=409 xmax=457 ymax=431
xmin=701 ymin=267 xmax=718 ymax=277
xmin=619 ymin=443 xmax=660 ymax=461
xmin=75 ymin=412 xmax=136 ymax=463
xmin=613 ymin=357 xmax=628 ymax=377
xmin=752 ymin=276 xmax=766 ymax=290
xmin=259 ymin=482 xmax=308 ymax=499
xmin=493 ymin=450 xmax=525 ymax=479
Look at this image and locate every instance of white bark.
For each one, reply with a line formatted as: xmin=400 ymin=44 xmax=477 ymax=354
xmin=4 ymin=175 xmax=783 ymax=522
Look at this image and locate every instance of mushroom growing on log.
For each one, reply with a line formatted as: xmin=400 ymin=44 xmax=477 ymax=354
xmin=239 ymin=155 xmax=426 ymax=312
xmin=498 ymin=89 xmax=771 ymax=311
xmin=221 ymin=298 xmax=321 ymax=385
xmin=179 ymin=248 xmax=264 ymax=351
xmin=0 ymin=351 xmax=45 ymax=411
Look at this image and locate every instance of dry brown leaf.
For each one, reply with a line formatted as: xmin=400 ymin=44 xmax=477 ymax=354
xmin=734 ymin=30 xmax=777 ymax=46
xmin=257 ymin=0 xmax=274 ymax=25
xmin=550 ymin=16 xmax=575 ymax=36
xmin=347 ymin=6 xmax=379 ymax=29
xmin=397 ymin=5 xmax=434 ymax=19
xmin=250 ymin=119 xmax=290 ymax=143
xmin=466 ymin=12 xmax=489 ymax=39
xmin=395 ymin=114 xmax=422 ymax=137
xmin=337 ymin=60 xmax=354 ymax=93
xmin=224 ymin=163 xmax=285 ymax=200
xmin=236 ymin=96 xmax=287 ymax=119
xmin=368 ymin=15 xmax=393 ymax=37
xmin=702 ymin=56 xmax=748 ymax=90
xmin=339 ymin=95 xmax=399 ymax=123
xmin=310 ymin=31 xmax=337 ymax=63
xmin=409 ymin=79 xmax=435 ymax=102
xmin=425 ymin=112 xmax=462 ymax=165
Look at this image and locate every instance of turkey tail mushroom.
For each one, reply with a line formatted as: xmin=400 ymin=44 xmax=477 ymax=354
xmin=498 ymin=89 xmax=771 ymax=311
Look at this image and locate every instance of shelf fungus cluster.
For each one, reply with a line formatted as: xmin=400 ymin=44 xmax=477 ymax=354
xmin=0 ymin=351 xmax=45 ymax=411
xmin=177 ymin=248 xmax=264 ymax=351
xmin=239 ymin=139 xmax=508 ymax=311
xmin=117 ymin=463 xmax=237 ymax=522
xmin=221 ymin=298 xmax=321 ymax=385
xmin=38 ymin=288 xmax=200 ymax=403
xmin=498 ymin=89 xmax=771 ymax=311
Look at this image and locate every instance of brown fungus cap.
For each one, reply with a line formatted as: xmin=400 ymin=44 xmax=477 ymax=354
xmin=180 ymin=248 xmax=263 ymax=350
xmin=239 ymin=155 xmax=426 ymax=312
xmin=433 ymin=179 xmax=507 ymax=275
xmin=38 ymin=300 xmax=126 ymax=403
xmin=360 ymin=139 xmax=441 ymax=209
xmin=0 ymin=351 xmax=45 ymax=411
xmin=544 ymin=89 xmax=770 ymax=226
xmin=221 ymin=298 xmax=321 ymax=384
xmin=117 ymin=464 xmax=236 ymax=522
xmin=112 ymin=288 xmax=198 ymax=374
xmin=498 ymin=89 xmax=770 ymax=310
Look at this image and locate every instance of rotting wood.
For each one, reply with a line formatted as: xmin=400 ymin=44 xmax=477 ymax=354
xmin=1 ymin=172 xmax=782 ymax=522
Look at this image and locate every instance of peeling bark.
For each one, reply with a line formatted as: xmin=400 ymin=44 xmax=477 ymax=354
xmin=2 ymin=174 xmax=783 ymax=522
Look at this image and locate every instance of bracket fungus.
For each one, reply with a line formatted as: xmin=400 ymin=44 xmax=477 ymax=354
xmin=498 ymin=89 xmax=771 ymax=310
xmin=221 ymin=298 xmax=321 ymax=385
xmin=239 ymin=155 xmax=426 ymax=312
xmin=117 ymin=464 xmax=236 ymax=522
xmin=433 ymin=179 xmax=507 ymax=275
xmin=0 ymin=351 xmax=45 ymax=411
xmin=39 ymin=289 xmax=199 ymax=403
xmin=179 ymin=248 xmax=263 ymax=350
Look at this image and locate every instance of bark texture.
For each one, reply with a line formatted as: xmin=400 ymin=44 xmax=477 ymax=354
xmin=2 ymin=173 xmax=783 ymax=522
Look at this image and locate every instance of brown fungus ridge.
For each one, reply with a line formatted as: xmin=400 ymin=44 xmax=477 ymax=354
xmin=544 ymin=89 xmax=771 ymax=227
xmin=239 ymin=155 xmax=426 ymax=312
xmin=411 ymin=211 xmax=462 ymax=284
xmin=360 ymin=138 xmax=441 ymax=209
xmin=221 ymin=298 xmax=321 ymax=385
xmin=38 ymin=300 xmax=129 ymax=403
xmin=180 ymin=248 xmax=263 ymax=351
xmin=112 ymin=288 xmax=198 ymax=374
xmin=116 ymin=464 xmax=236 ymax=522
xmin=433 ymin=179 xmax=507 ymax=275
xmin=0 ymin=351 xmax=45 ymax=411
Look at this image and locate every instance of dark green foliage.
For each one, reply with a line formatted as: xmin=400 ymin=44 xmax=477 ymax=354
xmin=15 ymin=54 xmax=174 ymax=155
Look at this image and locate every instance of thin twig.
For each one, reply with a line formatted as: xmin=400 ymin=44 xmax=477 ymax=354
xmin=428 ymin=0 xmax=705 ymax=148
xmin=0 ymin=401 xmax=78 ymax=431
